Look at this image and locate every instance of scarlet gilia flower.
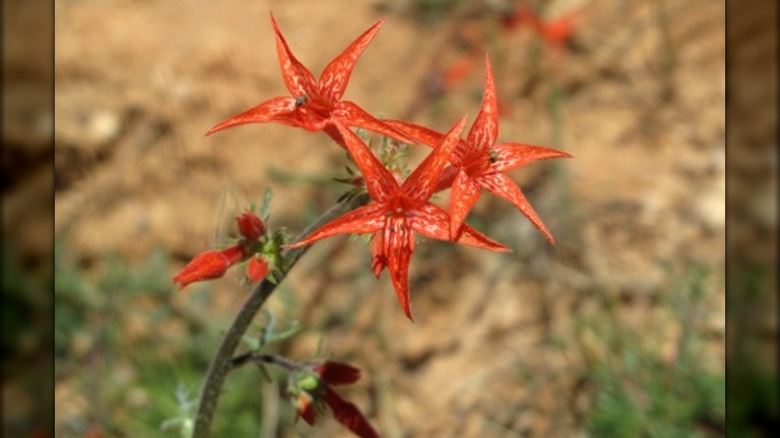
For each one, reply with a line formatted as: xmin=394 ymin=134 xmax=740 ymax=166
xmin=288 ymin=118 xmax=509 ymax=321
xmin=387 ymin=56 xmax=572 ymax=243
xmin=292 ymin=361 xmax=379 ymax=438
xmin=206 ymin=13 xmax=413 ymax=148
xmin=173 ymin=211 xmax=272 ymax=289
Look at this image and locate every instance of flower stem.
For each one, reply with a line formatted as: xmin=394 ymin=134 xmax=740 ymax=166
xmin=191 ymin=194 xmax=369 ymax=438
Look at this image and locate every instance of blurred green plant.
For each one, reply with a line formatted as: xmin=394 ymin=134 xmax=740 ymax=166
xmin=407 ymin=0 xmax=465 ymax=24
xmin=54 ymin=243 xmax=297 ymax=437
xmin=3 ymin=244 xmax=54 ymax=436
xmin=3 ymin=244 xmax=48 ymax=373
xmin=727 ymin=265 xmax=778 ymax=438
xmin=583 ymin=266 xmax=725 ymax=437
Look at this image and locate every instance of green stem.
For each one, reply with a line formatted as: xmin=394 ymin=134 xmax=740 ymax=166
xmin=191 ymin=194 xmax=369 ymax=438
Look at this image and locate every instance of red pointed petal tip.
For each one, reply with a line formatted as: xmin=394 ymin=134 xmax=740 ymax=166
xmin=491 ymin=142 xmax=572 ymax=172
xmin=269 ymin=12 xmax=317 ymax=97
xmin=317 ymin=361 xmax=361 ymax=385
xmin=456 ymin=225 xmax=512 ymax=253
xmin=480 ymin=172 xmax=557 ymax=245
xmin=318 ymin=17 xmax=386 ymax=103
xmin=323 ymin=388 xmax=381 ymax=438
xmin=205 ymin=97 xmax=299 ymax=136
xmin=388 ymin=259 xmax=415 ymax=322
xmin=465 ymin=55 xmax=498 ymax=154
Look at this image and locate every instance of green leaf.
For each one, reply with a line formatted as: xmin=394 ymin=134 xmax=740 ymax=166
xmin=259 ymin=187 xmax=273 ymax=221
xmin=260 ymin=309 xmax=277 ymax=347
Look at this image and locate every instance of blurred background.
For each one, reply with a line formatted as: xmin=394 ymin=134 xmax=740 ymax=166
xmin=0 ymin=0 xmax=767 ymax=436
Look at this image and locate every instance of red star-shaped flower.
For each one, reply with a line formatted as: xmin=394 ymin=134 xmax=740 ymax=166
xmin=206 ymin=13 xmax=412 ymax=147
xmin=387 ymin=56 xmax=572 ymax=243
xmin=287 ymin=117 xmax=509 ymax=321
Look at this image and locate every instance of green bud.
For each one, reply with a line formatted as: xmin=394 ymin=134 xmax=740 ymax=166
xmin=297 ymin=373 xmax=320 ymax=392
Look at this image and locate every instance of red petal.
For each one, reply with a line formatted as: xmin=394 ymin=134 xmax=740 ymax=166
xmin=246 ymin=256 xmax=270 ymax=283
xmin=318 ymin=18 xmax=384 ymax=104
xmin=317 ymin=361 xmax=361 ymax=385
xmin=465 ymin=56 xmax=498 ymax=156
xmin=411 ymin=204 xmax=510 ymax=253
xmin=491 ymin=142 xmax=572 ymax=173
xmin=383 ymin=119 xmax=446 ymax=148
xmin=205 ymin=97 xmax=302 ymax=135
xmin=334 ymin=121 xmax=399 ymax=202
xmin=384 ymin=216 xmax=415 ymax=321
xmin=323 ymin=124 xmax=349 ymax=149
xmin=369 ymin=232 xmax=386 ymax=278
xmin=403 ymin=116 xmax=467 ymax=202
xmin=323 ymin=388 xmax=380 ymax=438
xmin=334 ymin=101 xmax=416 ymax=144
xmin=409 ymin=203 xmax=449 ymax=241
xmin=286 ymin=203 xmax=386 ymax=248
xmin=172 ymin=247 xmax=239 ymax=289
xmin=456 ymin=224 xmax=511 ymax=252
xmin=479 ymin=172 xmax=556 ymax=244
xmin=449 ymin=169 xmax=482 ymax=239
xmin=270 ymin=13 xmax=318 ymax=98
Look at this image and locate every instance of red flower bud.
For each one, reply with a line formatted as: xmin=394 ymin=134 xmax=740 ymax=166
xmin=236 ymin=211 xmax=266 ymax=240
xmin=246 ymin=256 xmax=270 ymax=283
xmin=296 ymin=392 xmax=317 ymax=426
xmin=173 ymin=245 xmax=244 ymax=289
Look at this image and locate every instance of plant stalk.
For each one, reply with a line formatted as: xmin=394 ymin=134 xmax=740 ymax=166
xmin=191 ymin=194 xmax=369 ymax=438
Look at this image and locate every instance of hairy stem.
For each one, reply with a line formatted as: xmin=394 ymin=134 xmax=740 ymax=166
xmin=191 ymin=194 xmax=369 ymax=438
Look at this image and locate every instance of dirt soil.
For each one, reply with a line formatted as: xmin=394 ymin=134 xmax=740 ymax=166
xmin=53 ymin=0 xmax=727 ymax=436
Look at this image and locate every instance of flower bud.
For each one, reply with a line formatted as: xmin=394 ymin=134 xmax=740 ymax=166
xmin=236 ymin=211 xmax=266 ymax=241
xmin=295 ymin=392 xmax=316 ymax=425
xmin=246 ymin=256 xmax=270 ymax=283
xmin=173 ymin=245 xmax=244 ymax=289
